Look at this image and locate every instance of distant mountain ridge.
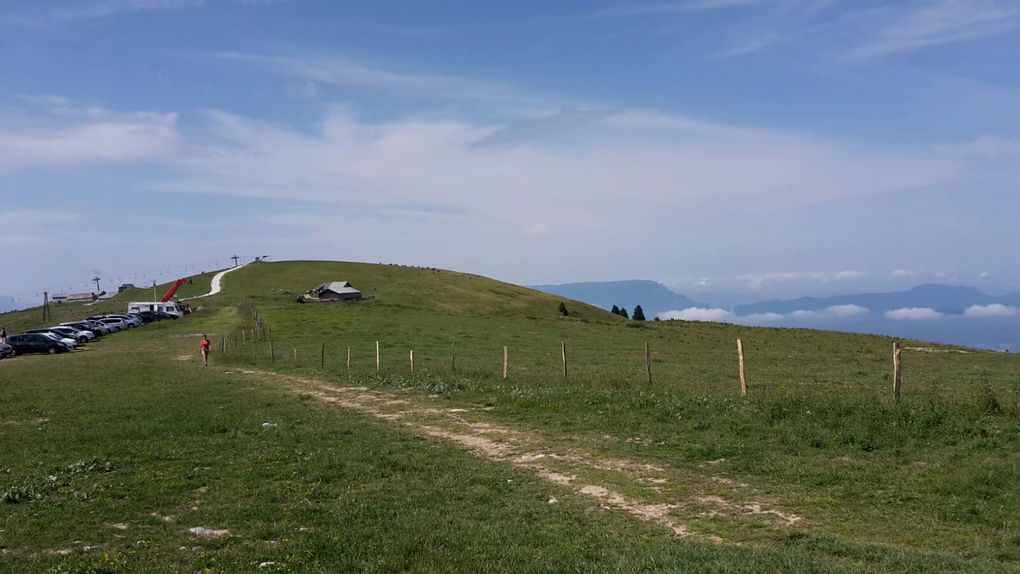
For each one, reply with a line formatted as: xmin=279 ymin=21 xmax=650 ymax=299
xmin=735 ymin=284 xmax=1020 ymax=315
xmin=529 ymin=280 xmax=704 ymax=318
xmin=0 ymin=296 xmax=17 ymax=313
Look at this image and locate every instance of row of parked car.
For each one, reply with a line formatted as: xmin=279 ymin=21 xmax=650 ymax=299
xmin=0 ymin=310 xmax=179 ymax=358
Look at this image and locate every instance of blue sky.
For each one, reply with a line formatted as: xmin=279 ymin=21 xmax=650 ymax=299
xmin=2 ymin=0 xmax=1019 ymax=306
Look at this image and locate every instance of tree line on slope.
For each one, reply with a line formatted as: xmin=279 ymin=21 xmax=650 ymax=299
xmin=610 ymin=304 xmax=645 ymax=321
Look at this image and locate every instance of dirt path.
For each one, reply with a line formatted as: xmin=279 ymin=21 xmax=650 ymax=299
xmin=228 ymin=367 xmax=803 ymax=543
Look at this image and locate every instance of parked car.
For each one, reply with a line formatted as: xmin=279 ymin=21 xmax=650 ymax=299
xmin=90 ymin=314 xmax=141 ymax=328
xmin=24 ymin=330 xmax=78 ymax=348
xmin=61 ymin=321 xmax=107 ymax=337
xmin=112 ymin=314 xmax=143 ymax=327
xmin=82 ymin=319 xmax=112 ymax=335
xmin=127 ymin=312 xmax=157 ymax=324
xmin=135 ymin=311 xmax=164 ymax=323
xmin=93 ymin=317 xmax=128 ymax=332
xmin=6 ymin=333 xmax=72 ymax=354
xmin=49 ymin=325 xmax=95 ymax=343
xmin=0 ymin=343 xmax=14 ymax=359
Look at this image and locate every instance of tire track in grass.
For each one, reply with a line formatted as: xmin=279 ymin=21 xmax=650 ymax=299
xmin=229 ymin=368 xmax=803 ymax=543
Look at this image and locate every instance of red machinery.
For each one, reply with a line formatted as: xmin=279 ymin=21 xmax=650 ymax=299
xmin=161 ymin=278 xmax=189 ymax=302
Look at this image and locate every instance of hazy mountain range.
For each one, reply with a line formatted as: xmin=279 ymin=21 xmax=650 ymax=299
xmin=0 ymin=297 xmax=16 ymax=314
xmin=734 ymin=284 xmax=1020 ymax=316
xmin=528 ymin=280 xmax=704 ymax=318
xmin=532 ymin=281 xmax=1020 ymax=351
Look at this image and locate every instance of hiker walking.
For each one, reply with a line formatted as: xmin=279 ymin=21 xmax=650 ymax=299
xmin=199 ymin=334 xmax=211 ymax=366
xmin=0 ymin=326 xmax=6 ymax=344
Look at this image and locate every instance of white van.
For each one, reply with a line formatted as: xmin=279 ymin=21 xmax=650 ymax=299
xmin=127 ymin=301 xmax=184 ymax=317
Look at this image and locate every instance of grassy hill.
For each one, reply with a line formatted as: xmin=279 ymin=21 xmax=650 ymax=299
xmin=1 ymin=260 xmax=1018 ymax=572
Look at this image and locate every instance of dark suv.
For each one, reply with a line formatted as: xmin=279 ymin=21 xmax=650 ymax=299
xmin=6 ymin=333 xmax=72 ymax=355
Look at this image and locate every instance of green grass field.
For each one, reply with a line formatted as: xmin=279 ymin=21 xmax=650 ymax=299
xmin=2 ymin=260 xmax=1018 ymax=572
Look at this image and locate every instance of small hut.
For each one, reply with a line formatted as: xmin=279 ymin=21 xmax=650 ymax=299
xmin=307 ymin=281 xmax=362 ymax=302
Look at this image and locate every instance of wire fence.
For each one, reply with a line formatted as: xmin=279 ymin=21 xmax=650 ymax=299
xmin=208 ymin=303 xmax=1016 ymax=403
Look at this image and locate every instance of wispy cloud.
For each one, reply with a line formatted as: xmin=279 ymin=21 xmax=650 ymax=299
xmin=737 ymin=270 xmax=869 ymax=289
xmin=52 ymin=0 xmax=206 ymax=20
xmin=845 ymin=0 xmax=1020 ymax=61
xmin=592 ymin=0 xmax=771 ymax=19
xmin=0 ymin=210 xmax=81 ymax=227
xmin=471 ymin=109 xmax=616 ymax=149
xmin=218 ymin=52 xmax=548 ymax=106
xmin=658 ymin=303 xmax=869 ymax=323
xmin=593 ymin=1 xmax=1020 ymax=63
xmin=715 ymin=31 xmax=785 ymax=58
xmin=17 ymin=94 xmax=74 ymax=109
xmin=823 ymin=304 xmax=869 ymax=317
xmin=147 ymin=102 xmax=954 ymax=247
xmin=658 ymin=307 xmax=736 ymax=322
xmin=885 ymin=307 xmax=943 ymax=320
xmin=891 ymin=269 xmax=921 ymax=278
xmin=0 ymin=101 xmax=178 ymax=171
xmin=938 ymin=134 xmax=1020 ymax=159
xmin=964 ymin=304 xmax=1020 ymax=318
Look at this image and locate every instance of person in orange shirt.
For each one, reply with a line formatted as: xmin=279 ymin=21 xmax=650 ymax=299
xmin=200 ymin=334 xmax=211 ymax=366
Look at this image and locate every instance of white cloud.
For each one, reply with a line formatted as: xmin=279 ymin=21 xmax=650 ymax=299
xmin=143 ymin=104 xmax=956 ymax=265
xmin=891 ymin=269 xmax=919 ymax=278
xmin=0 ymin=210 xmax=84 ymax=248
xmin=52 ymin=0 xmax=205 ymax=20
xmin=716 ymin=32 xmax=785 ymax=59
xmin=658 ymin=307 xmax=735 ymax=322
xmin=964 ymin=304 xmax=1020 ymax=318
xmin=833 ymin=270 xmax=867 ymax=281
xmin=656 ymin=303 xmax=867 ymax=324
xmin=738 ymin=270 xmax=870 ymax=289
xmin=826 ymin=304 xmax=869 ymax=317
xmin=592 ymin=0 xmax=771 ymax=18
xmin=17 ymin=94 xmax=74 ymax=109
xmin=846 ymin=0 xmax=1020 ymax=61
xmin=286 ymin=80 xmax=321 ymax=100
xmin=885 ymin=307 xmax=943 ymax=320
xmin=219 ymin=52 xmax=544 ymax=106
xmin=0 ymin=109 xmax=178 ymax=171
xmin=523 ymin=223 xmax=549 ymax=236
xmin=938 ymin=134 xmax=1020 ymax=160
xmin=0 ymin=210 xmax=80 ymax=226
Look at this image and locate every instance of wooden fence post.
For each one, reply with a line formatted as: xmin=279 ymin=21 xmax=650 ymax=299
xmin=242 ymin=330 xmax=246 ymax=346
xmin=220 ymin=337 xmax=225 ymax=353
xmin=561 ymin=341 xmax=568 ymax=380
xmin=376 ymin=341 xmax=380 ymax=373
xmin=737 ymin=339 xmax=747 ymax=396
xmin=451 ymin=342 xmax=457 ymax=372
xmin=893 ymin=341 xmax=902 ymax=402
xmin=320 ymin=343 xmax=325 ymax=370
xmin=503 ymin=345 xmax=509 ymax=380
xmin=410 ymin=350 xmax=415 ymax=373
xmin=293 ymin=347 xmax=297 ymax=364
xmin=347 ymin=346 xmax=351 ymax=372
xmin=644 ymin=342 xmax=652 ymax=385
